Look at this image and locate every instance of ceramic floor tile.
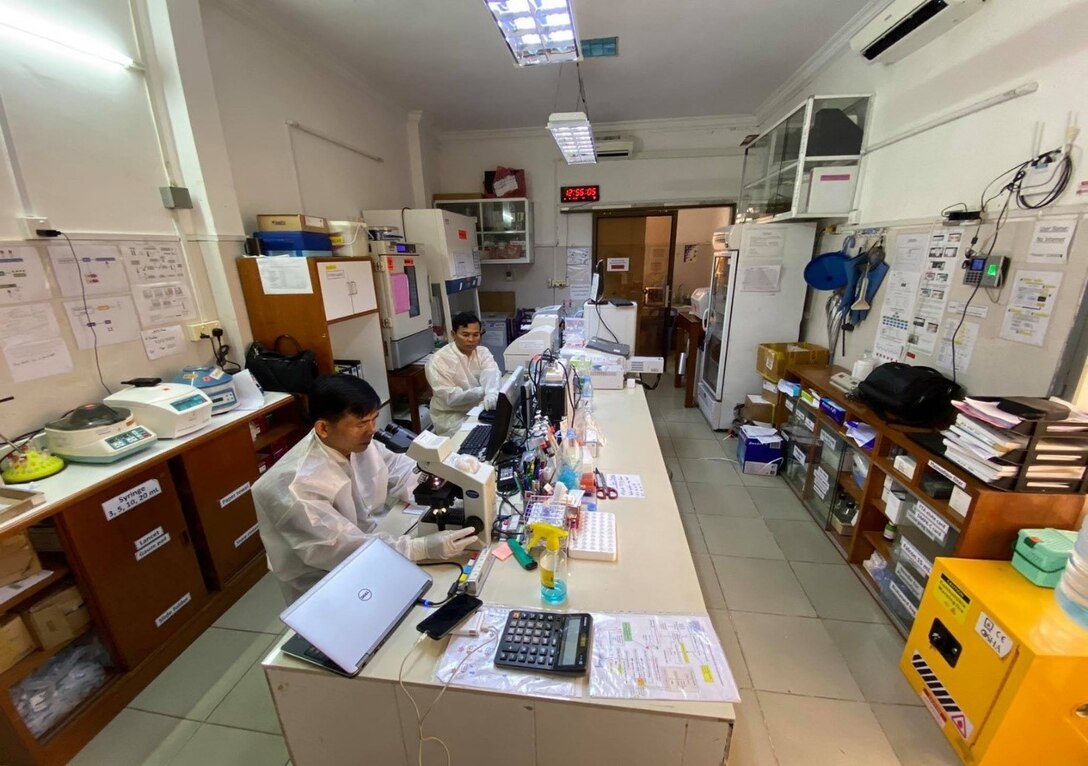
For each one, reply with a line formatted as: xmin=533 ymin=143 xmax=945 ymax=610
xmin=758 ymin=692 xmax=899 ymax=766
xmin=792 ymin=562 xmax=887 ymax=623
xmin=725 ymin=690 xmax=778 ymax=766
xmin=711 ymin=556 xmax=816 ymax=617
xmin=206 ymin=662 xmax=282 ymax=734
xmin=681 ymin=513 xmax=708 ymax=554
xmin=166 ymin=722 xmax=289 ymax=766
xmin=693 ymin=553 xmax=727 ymax=609
xmin=673 ymin=437 xmax=729 ymax=458
xmin=214 ymin=574 xmax=287 ymax=635
xmin=653 ymin=419 xmax=671 ymax=439
xmin=747 ymin=487 xmax=810 ymax=520
xmin=660 ymin=407 xmax=709 ymax=423
xmin=672 ymin=481 xmax=695 ymax=514
xmin=731 ymin=612 xmax=863 ymax=700
xmin=764 ymin=519 xmax=843 ymax=564
xmin=667 ymin=420 xmax=718 ymax=441
xmin=70 ymin=709 xmax=199 ymax=766
xmin=823 ymin=620 xmax=919 ymax=705
xmin=872 ymin=703 xmax=961 ymax=765
xmin=131 ymin=628 xmax=278 ymax=721
xmin=657 ymin=436 xmax=677 ymax=457
xmin=697 ymin=516 xmax=784 ymax=559
xmin=688 ymin=482 xmax=759 ymax=517
xmin=739 ymin=472 xmax=787 ymax=488
xmin=664 ymin=455 xmax=683 ymax=481
xmin=679 ymin=457 xmax=744 ymax=486
xmin=708 ymin=609 xmax=752 ymax=690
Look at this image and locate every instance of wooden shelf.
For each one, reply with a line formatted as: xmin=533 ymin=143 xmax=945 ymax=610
xmin=839 ymin=472 xmax=863 ymax=503
xmin=327 ymin=307 xmax=379 ymax=326
xmin=863 ymin=530 xmax=893 ymax=560
xmin=0 ymin=559 xmax=69 ymax=616
xmin=853 ymin=563 xmax=910 ymax=638
xmin=871 ymin=455 xmax=963 ymax=530
xmin=828 ymin=530 xmax=851 ymax=557
xmin=0 ymin=624 xmax=92 ymax=688
xmin=253 ymin=423 xmax=299 ymax=453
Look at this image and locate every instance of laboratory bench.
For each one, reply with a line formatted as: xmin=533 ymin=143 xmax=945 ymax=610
xmin=0 ymin=393 xmax=306 ymax=766
xmin=263 ymin=387 xmax=735 ymax=766
xmin=779 ymin=364 xmax=1087 ymax=638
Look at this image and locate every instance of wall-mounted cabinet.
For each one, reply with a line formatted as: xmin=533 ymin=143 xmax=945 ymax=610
xmin=434 ymin=198 xmax=534 ymax=264
xmin=737 ymin=95 xmax=871 ymax=223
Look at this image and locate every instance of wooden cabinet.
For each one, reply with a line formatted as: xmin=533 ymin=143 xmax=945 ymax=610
xmin=56 ymin=465 xmax=208 ymax=669
xmin=317 ymin=260 xmax=378 ymax=320
xmin=172 ymin=424 xmax=263 ymax=588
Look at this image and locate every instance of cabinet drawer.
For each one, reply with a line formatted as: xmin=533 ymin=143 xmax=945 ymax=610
xmin=173 ymin=424 xmax=263 ymax=587
xmin=57 ymin=464 xmax=208 ymax=669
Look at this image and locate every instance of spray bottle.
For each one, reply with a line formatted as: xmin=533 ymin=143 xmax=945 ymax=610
xmin=527 ymin=522 xmax=569 ymax=604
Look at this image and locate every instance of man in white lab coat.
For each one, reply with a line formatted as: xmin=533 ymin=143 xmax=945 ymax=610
xmin=253 ymin=375 xmax=477 ymax=603
xmin=426 ymin=311 xmax=501 ymax=435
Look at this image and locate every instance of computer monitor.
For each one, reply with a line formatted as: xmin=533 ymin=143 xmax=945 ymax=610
xmin=486 ymin=365 xmax=525 ymax=460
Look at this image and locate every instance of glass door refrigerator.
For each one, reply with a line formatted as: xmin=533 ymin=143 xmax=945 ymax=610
xmin=696 ymin=222 xmax=816 ymax=430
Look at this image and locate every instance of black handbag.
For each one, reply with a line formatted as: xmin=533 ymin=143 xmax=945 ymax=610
xmin=245 ymin=335 xmax=319 ymax=394
xmin=856 ymin=363 xmax=962 ymax=427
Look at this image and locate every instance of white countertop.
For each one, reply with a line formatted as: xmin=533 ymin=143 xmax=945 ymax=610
xmin=263 ymin=387 xmax=734 ymax=720
xmin=0 ymin=392 xmax=296 ymax=536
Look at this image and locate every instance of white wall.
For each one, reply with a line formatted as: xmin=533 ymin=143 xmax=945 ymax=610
xmin=760 ymin=0 xmax=1088 ymax=397
xmin=438 ymin=117 xmax=755 ymax=307
xmin=200 ymin=0 xmax=417 ymax=229
xmin=672 ymin=207 xmax=733 ymax=302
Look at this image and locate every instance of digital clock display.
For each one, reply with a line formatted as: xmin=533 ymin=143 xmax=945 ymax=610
xmin=561 ymin=185 xmax=601 ymax=203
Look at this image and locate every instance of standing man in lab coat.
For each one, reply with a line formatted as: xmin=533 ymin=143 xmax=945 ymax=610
xmin=426 ymin=311 xmax=501 ymax=435
xmin=253 ymin=374 xmax=477 ymax=603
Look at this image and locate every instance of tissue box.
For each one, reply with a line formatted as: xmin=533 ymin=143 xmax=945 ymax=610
xmin=0 ymin=614 xmax=34 ymax=673
xmin=737 ymin=428 xmax=784 ymax=475
xmin=26 ymin=585 xmax=90 ymax=650
xmin=819 ymin=397 xmax=847 ymax=425
xmin=0 ymin=533 xmax=42 ymax=588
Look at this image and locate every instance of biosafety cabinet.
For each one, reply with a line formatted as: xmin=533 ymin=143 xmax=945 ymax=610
xmin=900 ymin=558 xmax=1088 ymax=765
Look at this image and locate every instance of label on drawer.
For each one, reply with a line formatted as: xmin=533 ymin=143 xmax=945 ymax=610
xmin=927 ymin=460 xmax=966 ymax=489
xmin=948 ymin=487 xmax=971 ymax=518
xmin=819 ymin=430 xmax=838 ymax=453
xmin=136 ymin=532 xmax=171 ymax=561
xmin=103 ymin=479 xmax=162 ymax=521
xmin=134 ymin=526 xmax=166 ymax=551
xmin=155 ymin=592 xmax=192 ymax=628
xmin=234 ymin=522 xmax=260 ymax=549
xmin=813 ymin=467 xmax=830 ymax=499
xmin=894 ymin=563 xmax=924 ymax=602
xmin=975 ymin=612 xmax=1014 ymax=658
xmin=906 ymin=502 xmax=951 ymax=546
xmin=801 ymin=414 xmax=816 ymax=432
xmin=219 ymin=481 xmax=251 ymax=509
xmin=899 ymin=537 xmax=933 ymax=578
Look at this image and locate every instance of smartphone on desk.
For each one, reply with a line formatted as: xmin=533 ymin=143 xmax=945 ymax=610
xmin=416 ymin=593 xmax=483 ymax=640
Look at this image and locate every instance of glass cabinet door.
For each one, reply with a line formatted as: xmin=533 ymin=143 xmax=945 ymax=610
xmin=699 ymin=253 xmax=732 ymax=393
xmin=479 ymin=200 xmax=528 ymax=261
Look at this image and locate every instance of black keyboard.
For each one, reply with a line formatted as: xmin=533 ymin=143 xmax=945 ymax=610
xmin=457 ymin=424 xmax=492 ymax=458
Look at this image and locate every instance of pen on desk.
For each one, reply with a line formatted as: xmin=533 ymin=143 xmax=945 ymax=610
xmin=507 ymin=539 xmax=537 ymax=570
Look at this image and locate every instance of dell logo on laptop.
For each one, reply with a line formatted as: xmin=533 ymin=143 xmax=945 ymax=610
xmin=357 ymin=588 xmax=373 ymax=601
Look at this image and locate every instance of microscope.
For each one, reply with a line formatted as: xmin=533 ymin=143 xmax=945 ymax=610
xmin=407 ymin=431 xmax=497 ymax=547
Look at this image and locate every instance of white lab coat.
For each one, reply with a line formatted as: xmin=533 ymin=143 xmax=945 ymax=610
xmin=425 ymin=343 xmax=501 ymax=435
xmin=252 ymin=430 xmax=422 ymax=603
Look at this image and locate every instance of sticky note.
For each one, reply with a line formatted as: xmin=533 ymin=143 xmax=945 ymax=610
xmin=491 ymin=542 xmax=513 ymax=561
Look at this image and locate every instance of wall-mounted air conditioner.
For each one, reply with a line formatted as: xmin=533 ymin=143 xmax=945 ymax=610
xmin=595 ymin=136 xmax=635 ymax=160
xmin=851 ymin=0 xmax=986 ymax=64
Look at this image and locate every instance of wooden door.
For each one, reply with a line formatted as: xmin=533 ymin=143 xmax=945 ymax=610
xmin=57 ymin=464 xmax=208 ymax=669
xmin=172 ymin=424 xmax=263 ymax=589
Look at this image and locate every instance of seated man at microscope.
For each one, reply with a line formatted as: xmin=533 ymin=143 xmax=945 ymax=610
xmin=426 ymin=311 xmax=502 ymax=435
xmin=253 ymin=374 xmax=477 ymax=603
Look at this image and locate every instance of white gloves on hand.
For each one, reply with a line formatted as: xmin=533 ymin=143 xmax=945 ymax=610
xmin=483 ymin=391 xmax=498 ymax=410
xmin=467 ymin=386 xmax=485 ymax=404
xmin=409 ymin=527 xmax=479 ymax=562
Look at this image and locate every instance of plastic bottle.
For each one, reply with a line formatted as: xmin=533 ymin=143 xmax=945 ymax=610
xmin=852 ymin=350 xmax=876 ymax=381
xmin=1056 ymin=517 xmax=1088 ymax=628
xmin=581 ymin=375 xmax=594 ymax=410
xmin=527 ymin=522 xmax=569 ymax=604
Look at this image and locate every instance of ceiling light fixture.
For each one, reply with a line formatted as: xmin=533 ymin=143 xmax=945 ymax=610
xmin=0 ymin=10 xmax=143 ymax=70
xmin=548 ymin=112 xmax=596 ymax=165
xmin=484 ymin=0 xmax=581 ymax=66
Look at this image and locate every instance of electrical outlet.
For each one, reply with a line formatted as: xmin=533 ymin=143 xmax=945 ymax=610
xmin=546 ymin=279 xmax=568 ymax=288
xmin=186 ymin=321 xmax=221 ymax=341
xmin=19 ymin=217 xmax=51 ymax=238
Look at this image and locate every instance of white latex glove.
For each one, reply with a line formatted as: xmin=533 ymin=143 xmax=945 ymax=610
xmin=407 ymin=527 xmax=479 ymax=562
xmin=467 ymin=386 xmax=485 ymax=405
xmin=483 ymin=391 xmax=498 ymax=410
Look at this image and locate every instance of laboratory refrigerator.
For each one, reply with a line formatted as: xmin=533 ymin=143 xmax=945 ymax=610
xmin=696 ymin=222 xmax=816 ymax=430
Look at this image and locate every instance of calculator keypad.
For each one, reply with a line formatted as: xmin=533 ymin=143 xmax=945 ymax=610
xmin=495 ymin=611 xmax=581 ymax=672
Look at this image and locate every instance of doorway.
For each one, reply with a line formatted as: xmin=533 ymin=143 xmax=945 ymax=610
xmin=592 ymin=211 xmax=677 ymax=356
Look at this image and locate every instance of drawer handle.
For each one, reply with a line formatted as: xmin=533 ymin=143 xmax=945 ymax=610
xmin=1076 ymin=704 xmax=1088 ymax=719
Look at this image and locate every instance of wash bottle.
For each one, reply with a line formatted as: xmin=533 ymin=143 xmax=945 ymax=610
xmin=527 ymin=522 xmax=569 ymax=604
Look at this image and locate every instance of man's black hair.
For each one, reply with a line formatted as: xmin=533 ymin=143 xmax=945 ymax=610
xmin=451 ymin=311 xmax=481 ymax=332
xmin=308 ymin=374 xmax=380 ymax=423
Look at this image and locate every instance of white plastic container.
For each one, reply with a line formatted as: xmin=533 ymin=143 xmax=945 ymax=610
xmin=1056 ymin=517 xmax=1088 ymax=628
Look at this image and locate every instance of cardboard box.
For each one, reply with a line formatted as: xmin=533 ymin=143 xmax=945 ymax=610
xmin=0 ymin=533 xmax=42 ymax=588
xmin=25 ymin=585 xmax=89 ymax=650
xmin=757 ymin=342 xmax=830 ymax=382
xmin=737 ymin=427 xmax=784 ymax=475
xmin=0 ymin=613 xmax=34 ymax=673
xmin=742 ymin=394 xmax=774 ymax=424
xmin=257 ymin=213 xmax=329 ymax=234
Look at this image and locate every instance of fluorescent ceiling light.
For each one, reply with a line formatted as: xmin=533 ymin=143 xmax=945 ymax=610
xmin=484 ymin=0 xmax=581 ymax=66
xmin=547 ymin=112 xmax=596 ymax=165
xmin=0 ymin=10 xmax=143 ymax=70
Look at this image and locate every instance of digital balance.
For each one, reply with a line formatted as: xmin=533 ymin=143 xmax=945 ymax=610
xmin=44 ymin=403 xmax=158 ymax=464
xmin=104 ymin=382 xmax=213 ymax=439
xmin=174 ymin=365 xmax=239 ymax=414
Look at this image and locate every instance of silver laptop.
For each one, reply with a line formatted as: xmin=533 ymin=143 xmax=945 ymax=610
xmin=280 ymin=539 xmax=433 ymax=676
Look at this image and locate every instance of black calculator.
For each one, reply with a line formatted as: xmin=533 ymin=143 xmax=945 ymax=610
xmin=494 ymin=610 xmax=592 ymax=675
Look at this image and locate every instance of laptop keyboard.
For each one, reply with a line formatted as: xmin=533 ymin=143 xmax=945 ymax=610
xmin=457 ymin=424 xmax=492 ymax=458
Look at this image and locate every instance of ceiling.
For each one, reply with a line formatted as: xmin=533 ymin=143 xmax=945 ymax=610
xmin=231 ymin=0 xmax=874 ymax=132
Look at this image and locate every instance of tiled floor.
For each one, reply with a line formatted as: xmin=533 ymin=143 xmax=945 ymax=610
xmin=73 ymin=381 xmax=958 ymax=765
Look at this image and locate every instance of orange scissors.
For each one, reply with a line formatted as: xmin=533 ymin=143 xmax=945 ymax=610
xmin=594 ymin=469 xmax=618 ymax=500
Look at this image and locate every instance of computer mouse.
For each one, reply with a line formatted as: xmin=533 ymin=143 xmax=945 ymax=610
xmin=454 ymin=455 xmax=481 ymax=474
